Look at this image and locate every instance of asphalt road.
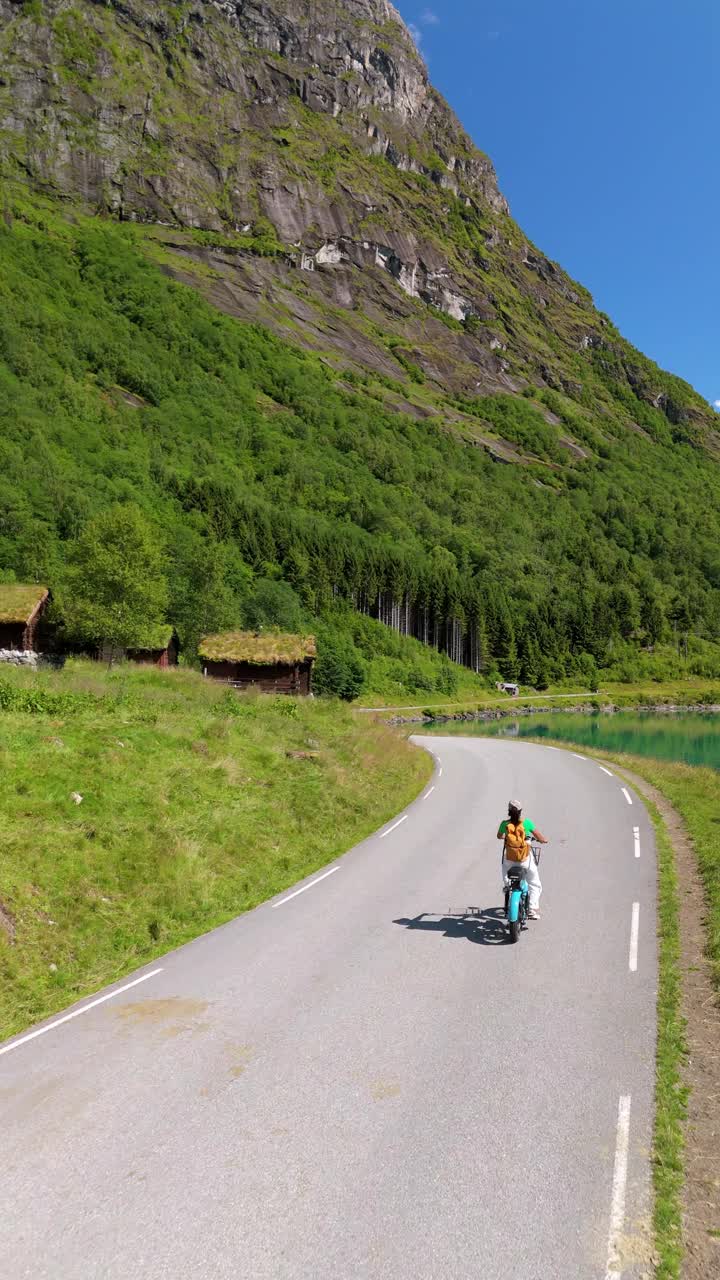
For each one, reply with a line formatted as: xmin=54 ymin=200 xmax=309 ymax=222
xmin=1 ymin=738 xmax=656 ymax=1280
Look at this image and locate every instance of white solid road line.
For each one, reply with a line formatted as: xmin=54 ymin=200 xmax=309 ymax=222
xmin=272 ymin=866 xmax=339 ymax=908
xmin=599 ymin=766 xmax=614 ymax=776
xmin=438 ymin=766 xmax=443 ymax=777
xmin=629 ymin=903 xmax=640 ymax=972
xmin=621 ymin=787 xmax=633 ymax=805
xmin=633 ymin=826 xmax=641 ymax=859
xmin=423 ymin=786 xmax=435 ymax=800
xmin=379 ymin=814 xmax=409 ymax=840
xmin=0 ymin=968 xmax=164 ymax=1058
xmin=605 ymin=1094 xmax=632 ymax=1280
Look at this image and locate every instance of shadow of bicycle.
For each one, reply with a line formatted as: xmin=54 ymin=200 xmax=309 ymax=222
xmin=392 ymin=907 xmax=510 ymax=946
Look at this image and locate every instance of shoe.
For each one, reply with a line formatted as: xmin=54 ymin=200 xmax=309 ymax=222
xmin=527 ymin=909 xmax=540 ymax=920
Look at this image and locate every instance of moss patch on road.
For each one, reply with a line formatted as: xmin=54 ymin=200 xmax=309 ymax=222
xmin=0 ymin=662 xmax=431 ymax=1040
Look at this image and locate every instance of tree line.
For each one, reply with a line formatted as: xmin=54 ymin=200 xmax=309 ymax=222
xmin=1 ymin=202 xmax=719 ymax=693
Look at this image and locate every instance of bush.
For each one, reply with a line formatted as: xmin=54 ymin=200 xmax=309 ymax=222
xmin=435 ymin=657 xmax=459 ymax=696
xmin=572 ymin=651 xmax=599 ymax=692
xmin=313 ymin=635 xmax=365 ymax=701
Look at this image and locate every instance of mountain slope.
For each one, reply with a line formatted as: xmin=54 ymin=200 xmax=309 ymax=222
xmin=0 ymin=0 xmax=718 ymax=678
xmin=1 ymin=0 xmax=715 ymax=433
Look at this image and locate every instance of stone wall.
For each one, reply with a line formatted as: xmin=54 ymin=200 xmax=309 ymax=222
xmin=0 ymin=649 xmax=38 ymax=668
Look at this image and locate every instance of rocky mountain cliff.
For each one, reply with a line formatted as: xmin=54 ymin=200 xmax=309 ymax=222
xmin=3 ymin=0 xmax=720 ymax=683
xmin=1 ymin=0 xmax=715 ymax=442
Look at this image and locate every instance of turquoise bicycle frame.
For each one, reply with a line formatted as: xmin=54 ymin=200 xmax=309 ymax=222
xmin=506 ymin=877 xmax=528 ymax=922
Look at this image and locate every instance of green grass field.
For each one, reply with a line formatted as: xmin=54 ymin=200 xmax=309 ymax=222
xmin=0 ymin=662 xmax=431 ymax=1039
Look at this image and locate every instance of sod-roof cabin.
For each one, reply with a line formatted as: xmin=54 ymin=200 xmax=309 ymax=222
xmin=199 ymin=631 xmax=316 ymax=695
xmin=0 ymin=585 xmax=50 ymax=651
xmin=97 ymin=625 xmax=179 ymax=667
xmin=126 ymin=625 xmax=179 ymax=668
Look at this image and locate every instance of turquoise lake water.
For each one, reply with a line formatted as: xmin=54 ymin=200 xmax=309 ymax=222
xmin=426 ymin=711 xmax=720 ymax=769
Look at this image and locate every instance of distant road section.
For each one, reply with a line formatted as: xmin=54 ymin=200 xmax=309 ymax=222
xmin=356 ymin=691 xmax=601 ymax=712
xmin=1 ymin=738 xmax=656 ymax=1279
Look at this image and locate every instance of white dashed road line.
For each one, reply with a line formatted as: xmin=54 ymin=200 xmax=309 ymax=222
xmin=633 ymin=826 xmax=641 ymax=859
xmin=0 ymin=968 xmax=164 ymax=1058
xmin=605 ymin=1094 xmax=632 ymax=1280
xmin=423 ymin=786 xmax=435 ymax=800
xmin=379 ymin=814 xmax=409 ymax=840
xmin=621 ymin=787 xmax=633 ymax=805
xmin=599 ymin=766 xmax=614 ymax=776
xmin=572 ymin=753 xmax=587 ymax=760
xmin=628 ymin=903 xmax=640 ymax=972
xmin=272 ymin=866 xmax=339 ymax=908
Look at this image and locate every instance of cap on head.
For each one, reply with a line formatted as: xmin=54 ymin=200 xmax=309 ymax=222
xmin=508 ymin=800 xmax=522 ymax=821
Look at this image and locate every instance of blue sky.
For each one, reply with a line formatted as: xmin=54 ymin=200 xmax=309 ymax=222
xmin=397 ymin=0 xmax=719 ymax=409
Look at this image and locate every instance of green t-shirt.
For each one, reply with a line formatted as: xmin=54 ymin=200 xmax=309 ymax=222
xmin=498 ymin=818 xmax=535 ymax=839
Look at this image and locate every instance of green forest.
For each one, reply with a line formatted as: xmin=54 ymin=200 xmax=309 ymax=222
xmin=3 ymin=192 xmax=720 ymax=695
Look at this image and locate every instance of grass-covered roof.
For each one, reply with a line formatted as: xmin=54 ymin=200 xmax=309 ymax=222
xmin=128 ymin=625 xmax=175 ymax=652
xmin=199 ymin=631 xmax=317 ymax=665
xmin=0 ymin=584 xmax=49 ymax=624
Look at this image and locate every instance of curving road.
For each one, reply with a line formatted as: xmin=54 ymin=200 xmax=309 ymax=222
xmin=1 ymin=737 xmax=656 ymax=1280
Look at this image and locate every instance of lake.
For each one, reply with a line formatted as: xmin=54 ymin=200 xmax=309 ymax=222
xmin=425 ymin=710 xmax=720 ymax=769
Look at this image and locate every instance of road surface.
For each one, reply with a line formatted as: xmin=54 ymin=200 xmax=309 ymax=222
xmin=1 ymin=737 xmax=656 ymax=1279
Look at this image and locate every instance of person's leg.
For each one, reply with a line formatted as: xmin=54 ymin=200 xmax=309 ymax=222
xmin=501 ymin=857 xmax=522 ymax=888
xmin=525 ymin=855 xmax=542 ymax=912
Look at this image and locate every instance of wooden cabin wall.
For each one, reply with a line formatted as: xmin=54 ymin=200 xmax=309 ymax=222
xmin=0 ymin=622 xmax=25 ymax=650
xmin=205 ymin=659 xmax=313 ymax=694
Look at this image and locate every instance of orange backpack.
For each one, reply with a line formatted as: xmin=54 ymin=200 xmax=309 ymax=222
xmin=504 ymin=821 xmax=527 ymax=862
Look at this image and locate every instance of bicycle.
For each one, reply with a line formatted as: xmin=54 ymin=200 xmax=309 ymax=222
xmin=503 ymin=863 xmax=529 ymax=943
xmin=503 ymin=843 xmax=543 ymax=943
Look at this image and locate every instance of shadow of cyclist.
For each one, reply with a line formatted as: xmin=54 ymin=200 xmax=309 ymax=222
xmin=392 ymin=907 xmax=509 ymax=946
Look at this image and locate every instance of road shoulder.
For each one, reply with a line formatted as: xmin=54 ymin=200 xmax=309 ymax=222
xmin=615 ymin=765 xmax=720 ymax=1280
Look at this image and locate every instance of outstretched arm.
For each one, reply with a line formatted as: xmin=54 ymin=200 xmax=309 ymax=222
xmin=533 ymin=828 xmax=548 ymax=843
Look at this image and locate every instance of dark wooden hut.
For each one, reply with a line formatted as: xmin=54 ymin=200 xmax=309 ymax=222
xmin=199 ymin=631 xmax=316 ymax=694
xmin=126 ymin=625 xmax=179 ymax=668
xmin=0 ymin=585 xmax=50 ymax=651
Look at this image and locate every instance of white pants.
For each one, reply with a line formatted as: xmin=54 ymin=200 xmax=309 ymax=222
xmin=502 ymin=854 xmax=541 ymax=910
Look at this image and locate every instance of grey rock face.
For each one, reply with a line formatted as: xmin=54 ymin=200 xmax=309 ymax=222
xmin=0 ymin=0 xmax=596 ymax=397
xmin=0 ymin=0 xmax=506 ymax=229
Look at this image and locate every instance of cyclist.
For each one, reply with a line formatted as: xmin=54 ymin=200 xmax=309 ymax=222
xmin=497 ymin=800 xmax=548 ymax=919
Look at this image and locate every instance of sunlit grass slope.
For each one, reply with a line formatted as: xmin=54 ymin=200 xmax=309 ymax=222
xmin=0 ymin=662 xmax=430 ymax=1038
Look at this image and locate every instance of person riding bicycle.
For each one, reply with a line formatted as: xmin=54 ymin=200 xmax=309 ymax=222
xmin=497 ymin=800 xmax=548 ymax=919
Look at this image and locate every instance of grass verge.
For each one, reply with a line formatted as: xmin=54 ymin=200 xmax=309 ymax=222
xmin=632 ymin=789 xmax=687 ymax=1278
xmin=0 ymin=661 xmax=431 ymax=1040
xmin=518 ymin=740 xmax=720 ymax=1277
xmin=613 ymin=759 xmax=720 ymax=994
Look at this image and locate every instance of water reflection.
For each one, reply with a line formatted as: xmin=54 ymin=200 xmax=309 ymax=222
xmin=426 ymin=711 xmax=720 ymax=769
